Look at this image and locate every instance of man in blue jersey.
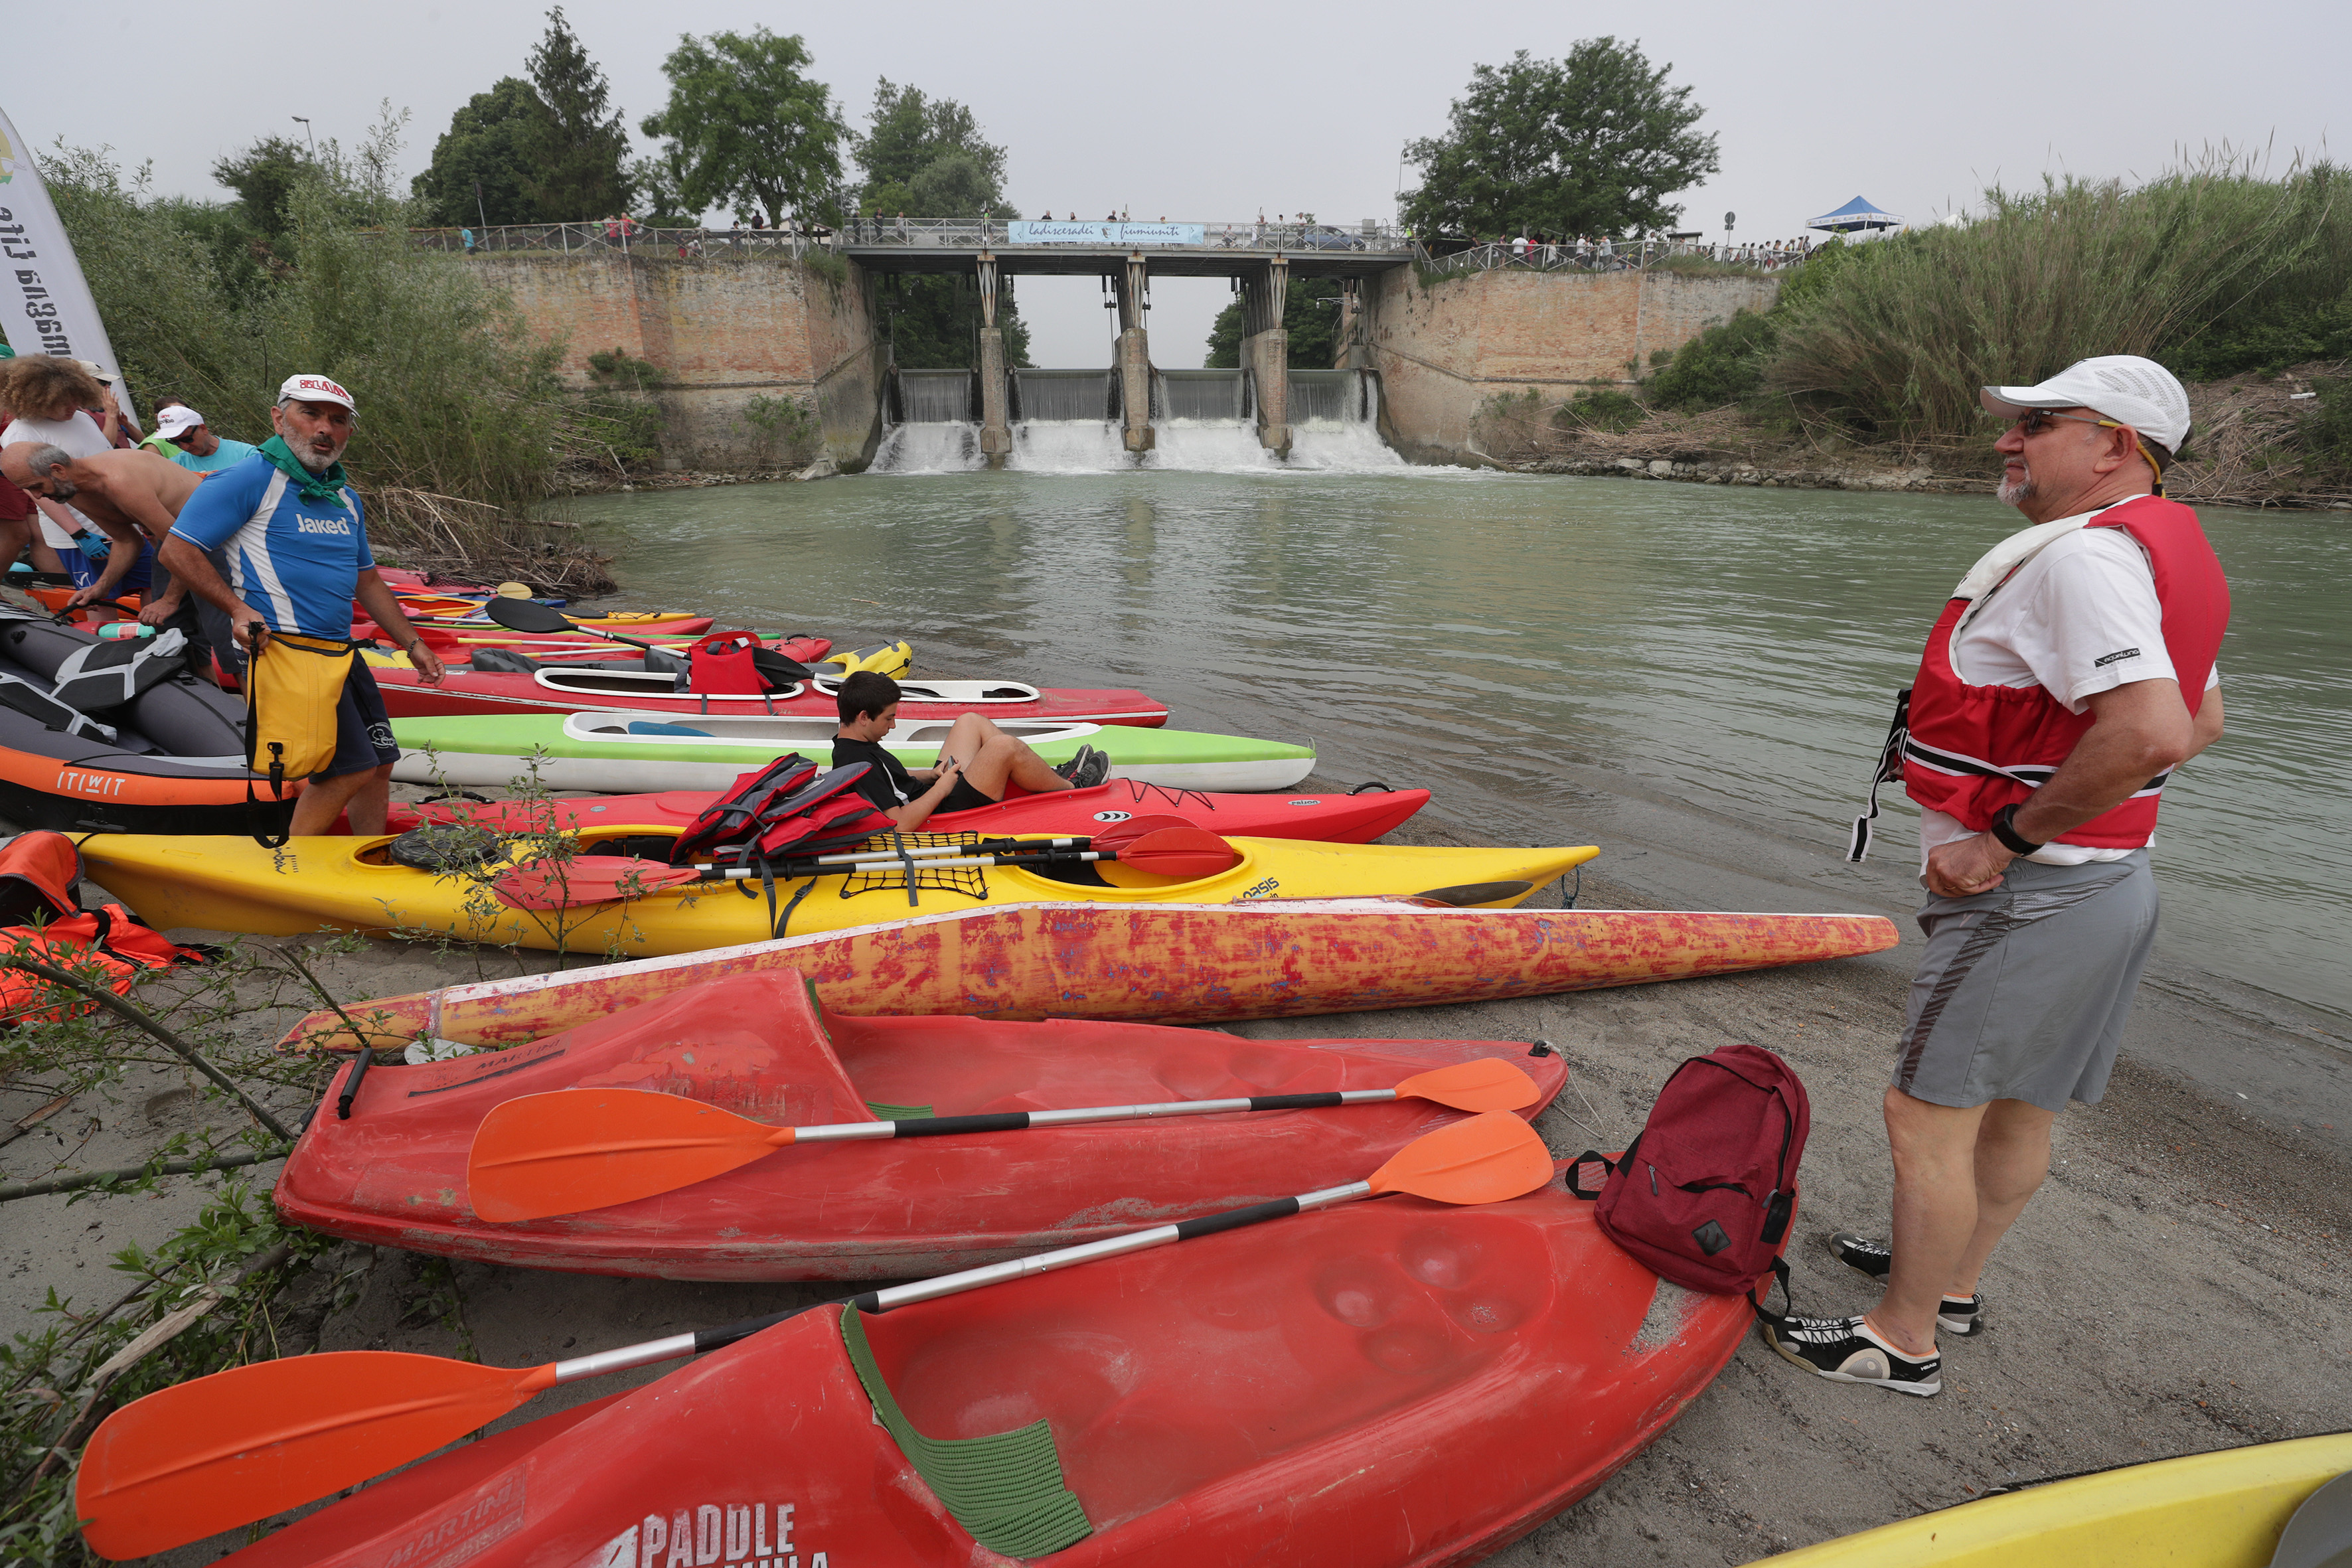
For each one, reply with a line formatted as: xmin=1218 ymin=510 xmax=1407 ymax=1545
xmin=159 ymin=374 xmax=447 ymax=835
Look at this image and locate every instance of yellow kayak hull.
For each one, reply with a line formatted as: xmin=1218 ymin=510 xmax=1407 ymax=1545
xmin=1756 ymin=1433 xmax=2352 ymax=1566
xmin=78 ymin=832 xmax=1600 ymax=959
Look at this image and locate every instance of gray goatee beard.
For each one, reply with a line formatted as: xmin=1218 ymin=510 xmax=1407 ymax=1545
xmin=1997 ymin=463 xmax=2033 ymax=508
xmin=291 ymin=443 xmax=342 ymax=475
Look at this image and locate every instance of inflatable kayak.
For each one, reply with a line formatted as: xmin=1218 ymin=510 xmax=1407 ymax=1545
xmin=0 ymin=615 xmax=294 ymax=834
xmin=390 ymin=712 xmax=1318 ymax=793
xmin=1753 ymin=1432 xmax=2352 ymax=1565
xmin=270 ymin=898 xmax=1905 ymax=1048
xmin=387 ymin=776 xmax=1431 ymax=844
xmin=362 ymin=658 xmax=1171 ymax=726
xmin=203 ymin=1173 xmax=1752 ymax=1568
xmin=79 ymin=831 xmax=1596 ymax=956
xmin=279 ymin=967 xmax=1567 ymax=1279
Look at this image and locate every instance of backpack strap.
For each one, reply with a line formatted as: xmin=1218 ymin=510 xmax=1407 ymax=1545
xmin=1566 ymin=1150 xmax=1614 ymax=1201
xmin=1749 ymin=1256 xmax=1795 ymax=1328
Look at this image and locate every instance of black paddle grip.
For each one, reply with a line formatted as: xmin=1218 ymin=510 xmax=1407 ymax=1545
xmin=335 ymin=1046 xmax=372 ymax=1121
xmin=1174 ymin=1196 xmax=1300 ymax=1241
xmin=1245 ymin=1092 xmax=1346 ymax=1111
xmin=890 ymin=1112 xmax=1031 ymax=1138
xmin=695 ymin=1298 xmax=831 ymax=1354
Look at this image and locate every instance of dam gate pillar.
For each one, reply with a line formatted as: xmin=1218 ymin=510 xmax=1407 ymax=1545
xmin=975 ymin=253 xmax=1012 ymax=467
xmin=1112 ymin=253 xmax=1154 ymax=454
xmin=1241 ymin=258 xmax=1291 ymax=458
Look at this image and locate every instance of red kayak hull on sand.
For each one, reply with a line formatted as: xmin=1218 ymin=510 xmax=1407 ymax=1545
xmin=215 ymin=1178 xmax=1755 ymax=1568
xmin=274 ymin=899 xmax=1902 ymax=1052
xmin=275 ymin=968 xmax=1566 ymax=1280
xmin=385 ymin=777 xmax=1431 ymax=844
xmin=367 ymin=666 xmax=1171 ymax=724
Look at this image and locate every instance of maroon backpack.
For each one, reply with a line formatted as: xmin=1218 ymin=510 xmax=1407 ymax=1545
xmin=1569 ymin=1043 xmax=1810 ymax=1298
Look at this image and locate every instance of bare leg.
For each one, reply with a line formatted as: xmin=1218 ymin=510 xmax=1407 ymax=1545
xmin=1950 ymin=1098 xmax=2055 ymax=1296
xmin=937 ymin=715 xmax=1073 ymax=799
xmin=1868 ymin=1089 xmax=1986 ymax=1355
xmin=0 ymin=516 xmax=33 ymax=574
xmin=290 ymin=763 xmax=394 ymax=836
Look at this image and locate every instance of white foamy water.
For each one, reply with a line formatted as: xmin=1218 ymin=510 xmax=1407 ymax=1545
xmin=870 ymin=422 xmax=983 ymax=474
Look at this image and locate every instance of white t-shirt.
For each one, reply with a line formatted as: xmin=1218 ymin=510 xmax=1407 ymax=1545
xmin=1920 ymin=510 xmax=2220 ymax=868
xmin=1 ymin=411 xmax=111 ymax=548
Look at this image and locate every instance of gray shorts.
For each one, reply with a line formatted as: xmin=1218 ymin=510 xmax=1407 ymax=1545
xmin=1893 ymin=852 xmax=2158 ymax=1112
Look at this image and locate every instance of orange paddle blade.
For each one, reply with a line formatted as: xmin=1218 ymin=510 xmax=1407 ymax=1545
xmin=490 ymin=856 xmax=700 ymax=911
xmin=76 ymin=1351 xmax=548 ymax=1559
xmin=1396 ymin=1057 xmax=1543 ymax=1113
xmin=1368 ymin=1109 xmax=1555 ymax=1204
xmin=1109 ymin=825 xmax=1240 ymax=880
xmin=469 ymin=1090 xmax=787 ymax=1221
xmin=1083 ymin=813 xmax=1198 ymax=852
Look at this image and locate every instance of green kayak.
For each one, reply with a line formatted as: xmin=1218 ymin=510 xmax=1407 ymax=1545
xmin=390 ymin=710 xmax=1316 ymax=794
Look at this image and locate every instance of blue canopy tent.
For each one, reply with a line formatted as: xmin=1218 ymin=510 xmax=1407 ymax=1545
xmin=1809 ymin=196 xmax=1902 ymax=234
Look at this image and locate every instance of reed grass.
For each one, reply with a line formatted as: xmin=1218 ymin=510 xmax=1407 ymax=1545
xmin=1765 ymin=153 xmax=2349 ymax=448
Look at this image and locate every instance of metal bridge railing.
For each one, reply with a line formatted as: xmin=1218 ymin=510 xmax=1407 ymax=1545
xmin=404 ymin=218 xmax=1417 ymax=257
xmin=1413 ymin=238 xmax=1812 ymax=277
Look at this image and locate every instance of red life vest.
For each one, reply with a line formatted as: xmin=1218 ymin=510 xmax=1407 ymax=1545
xmin=1899 ymin=495 xmax=2229 ymax=848
xmin=688 ymin=633 xmax=767 ymax=696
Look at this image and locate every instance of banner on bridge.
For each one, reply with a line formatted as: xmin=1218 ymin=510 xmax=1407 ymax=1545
xmin=1007 ymin=221 xmax=1207 ymax=246
xmin=0 ymin=104 xmax=128 ymax=392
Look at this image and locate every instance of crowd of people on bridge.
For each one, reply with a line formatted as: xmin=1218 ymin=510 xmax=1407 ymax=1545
xmin=1431 ymin=232 xmax=1814 ymax=272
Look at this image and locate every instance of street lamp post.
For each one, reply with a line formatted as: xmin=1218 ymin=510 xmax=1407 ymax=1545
xmin=291 ymin=116 xmax=315 ymax=153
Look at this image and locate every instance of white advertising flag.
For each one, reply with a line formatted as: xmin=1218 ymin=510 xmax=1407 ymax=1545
xmin=0 ymin=105 xmax=127 ymax=382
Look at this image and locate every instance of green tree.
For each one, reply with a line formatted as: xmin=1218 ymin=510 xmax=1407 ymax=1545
xmin=858 ymin=79 xmax=1009 ymax=216
xmin=1204 ymin=277 xmax=1344 ymax=370
xmin=210 ymin=135 xmax=314 ymax=241
xmin=853 ymin=79 xmax=1026 ymax=369
xmin=412 ymin=77 xmax=548 ymax=227
xmin=641 ymin=28 xmax=846 ymax=229
xmin=1401 ymin=40 xmax=1719 ymax=241
xmin=524 ymin=6 xmax=634 ymax=220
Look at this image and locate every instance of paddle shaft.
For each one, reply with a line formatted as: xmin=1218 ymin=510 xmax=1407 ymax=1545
xmin=686 ymin=836 xmax=1081 ymax=873
xmin=784 ymin=1089 xmax=1407 ymax=1144
xmin=687 ymin=846 xmax=1114 ymax=881
xmin=546 ymin=1180 xmax=1379 ymax=1378
xmin=853 ymin=1181 xmax=1376 ymax=1313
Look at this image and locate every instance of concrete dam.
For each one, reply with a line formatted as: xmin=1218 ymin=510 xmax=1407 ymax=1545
xmin=459 ymin=218 xmax=1778 ymax=474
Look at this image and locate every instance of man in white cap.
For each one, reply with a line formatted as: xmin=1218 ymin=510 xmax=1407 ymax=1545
xmin=1768 ymin=356 xmax=2231 ymax=1397
xmin=149 ymin=404 xmax=260 ymax=475
xmin=160 ymin=374 xmax=446 ymax=834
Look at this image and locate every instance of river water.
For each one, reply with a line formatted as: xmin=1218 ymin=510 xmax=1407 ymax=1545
xmin=572 ymin=469 xmax=2350 ymax=1030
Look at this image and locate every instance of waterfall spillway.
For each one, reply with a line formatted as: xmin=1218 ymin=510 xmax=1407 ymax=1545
xmin=871 ymin=364 xmax=1399 ymax=475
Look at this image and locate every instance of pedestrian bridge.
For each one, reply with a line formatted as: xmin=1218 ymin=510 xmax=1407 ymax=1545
xmin=841 ymin=217 xmax=1412 ymax=279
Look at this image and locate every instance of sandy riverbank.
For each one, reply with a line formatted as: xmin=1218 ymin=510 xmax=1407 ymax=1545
xmin=4 ymin=764 xmax=2346 ymax=1563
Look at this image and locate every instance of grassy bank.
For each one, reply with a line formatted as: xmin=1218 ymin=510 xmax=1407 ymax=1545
xmin=1480 ymin=157 xmax=2352 ymax=505
xmin=43 ymin=116 xmax=616 ymax=593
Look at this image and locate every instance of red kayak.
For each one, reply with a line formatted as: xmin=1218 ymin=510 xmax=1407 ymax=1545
xmin=386 ymin=775 xmax=1429 ymax=844
xmin=277 ymin=968 xmax=1557 ymax=1280
xmin=367 ymin=659 xmax=1172 ymax=726
xmin=220 ymin=1170 xmax=1752 ymax=1568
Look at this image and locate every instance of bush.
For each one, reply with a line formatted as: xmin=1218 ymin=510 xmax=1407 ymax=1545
xmin=1764 ymin=158 xmax=2352 ymax=443
xmin=1647 ymin=306 xmax=1779 ymax=412
xmin=586 ymin=347 xmax=665 ymax=390
xmin=40 ymin=114 xmax=611 ymax=589
xmin=2298 ymin=376 xmax=2352 ymax=481
xmin=1553 ymin=386 xmax=1647 ymax=432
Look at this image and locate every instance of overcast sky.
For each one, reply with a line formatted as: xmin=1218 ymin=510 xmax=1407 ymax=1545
xmin=8 ymin=0 xmax=2341 ymax=368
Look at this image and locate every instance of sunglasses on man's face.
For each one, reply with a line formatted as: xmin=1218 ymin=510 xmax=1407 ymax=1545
xmin=2011 ymin=408 xmax=2116 ymax=437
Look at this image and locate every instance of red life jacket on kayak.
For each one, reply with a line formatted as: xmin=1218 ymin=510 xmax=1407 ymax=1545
xmin=0 ymin=905 xmax=207 ymax=1026
xmin=1850 ymin=496 xmax=2227 ymax=860
xmin=688 ymin=633 xmax=766 ymax=696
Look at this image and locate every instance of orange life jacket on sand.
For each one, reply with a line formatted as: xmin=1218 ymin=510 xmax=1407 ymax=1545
xmin=0 ymin=831 xmax=205 ymax=1024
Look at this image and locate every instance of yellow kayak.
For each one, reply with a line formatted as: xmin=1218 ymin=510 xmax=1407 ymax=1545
xmin=78 ymin=830 xmax=1599 ymax=959
xmin=1755 ymin=1432 xmax=2352 ymax=1566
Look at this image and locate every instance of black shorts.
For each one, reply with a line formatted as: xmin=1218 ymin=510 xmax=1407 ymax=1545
xmin=937 ymin=778 xmax=999 ymax=816
xmin=321 ymin=661 xmax=400 ymax=781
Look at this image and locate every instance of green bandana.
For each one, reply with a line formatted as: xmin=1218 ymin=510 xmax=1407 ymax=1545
xmin=257 ymin=435 xmax=351 ymax=506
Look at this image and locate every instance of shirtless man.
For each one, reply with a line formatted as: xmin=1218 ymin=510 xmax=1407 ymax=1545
xmin=0 ymin=443 xmax=199 ymax=624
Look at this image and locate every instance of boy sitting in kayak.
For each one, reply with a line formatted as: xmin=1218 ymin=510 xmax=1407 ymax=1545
xmin=833 ymin=670 xmax=1108 ymax=830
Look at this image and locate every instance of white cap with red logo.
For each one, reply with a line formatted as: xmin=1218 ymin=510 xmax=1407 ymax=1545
xmin=155 ymin=405 xmax=207 ymax=438
xmin=277 ymin=373 xmax=355 ymax=412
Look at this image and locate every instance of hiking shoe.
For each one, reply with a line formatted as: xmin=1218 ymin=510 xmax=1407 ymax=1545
xmin=1829 ymin=1233 xmax=1985 ymax=1336
xmin=1765 ymin=1314 xmax=1942 ymax=1397
xmin=1056 ymin=745 xmax=1110 ymax=789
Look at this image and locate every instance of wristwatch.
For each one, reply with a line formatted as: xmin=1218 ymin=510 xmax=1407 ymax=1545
xmin=1988 ymin=803 xmax=2044 ymax=856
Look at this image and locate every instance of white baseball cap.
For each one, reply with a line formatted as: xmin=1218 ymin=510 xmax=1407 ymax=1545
xmin=277 ymin=373 xmax=355 ymax=412
xmin=155 ymin=405 xmax=206 ymax=438
xmin=1980 ymin=355 xmax=2190 ymax=453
